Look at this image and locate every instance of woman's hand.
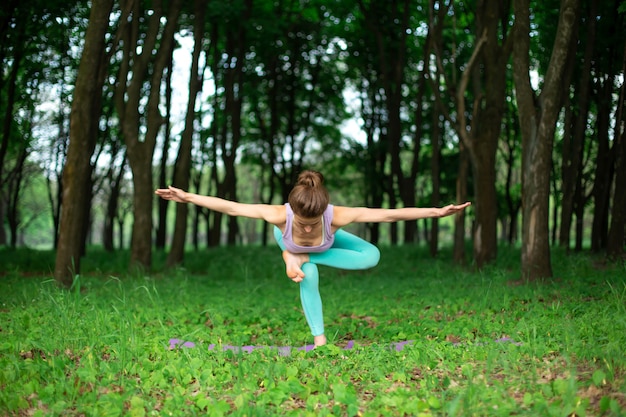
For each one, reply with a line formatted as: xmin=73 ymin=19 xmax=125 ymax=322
xmin=154 ymin=186 xmax=190 ymax=203
xmin=437 ymin=202 xmax=472 ymax=218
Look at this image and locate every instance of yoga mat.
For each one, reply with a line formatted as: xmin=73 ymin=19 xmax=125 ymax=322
xmin=167 ymin=337 xmax=520 ymax=356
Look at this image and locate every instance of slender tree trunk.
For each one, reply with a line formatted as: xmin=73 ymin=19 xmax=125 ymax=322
xmin=559 ymin=0 xmax=593 ymax=248
xmin=431 ymin=0 xmax=510 ymax=267
xmin=155 ymin=53 xmax=174 ymax=250
xmin=503 ymin=106 xmax=521 ymax=244
xmin=0 ymin=200 xmax=5 ymax=245
xmin=117 ymin=0 xmax=182 ymax=269
xmin=471 ymin=0 xmax=514 ymax=267
xmin=117 ymin=217 xmax=125 ymax=249
xmin=207 ymin=165 xmax=221 ymax=247
xmin=103 ymin=153 xmax=126 ymax=251
xmin=0 ymin=27 xmax=25 ymax=245
xmin=574 ymin=193 xmax=585 ymax=251
xmin=405 ymin=32 xmax=431 ymax=244
xmin=381 ymin=1 xmax=412 ymax=245
xmin=606 ymin=42 xmax=626 ymax=259
xmin=453 ymin=141 xmax=469 ymax=264
xmin=591 ymin=5 xmax=622 ymax=252
xmin=430 ymin=111 xmax=442 ymax=257
xmin=54 ymin=0 xmax=113 ymax=287
xmin=550 ymin=163 xmax=560 ymax=245
xmin=0 ymin=24 xmax=24 ymax=191
xmin=167 ymin=0 xmax=205 ymax=266
xmin=363 ymin=93 xmax=386 ymax=245
xmin=7 ymin=148 xmax=28 ymax=247
xmin=591 ymin=73 xmax=615 ymax=252
xmin=513 ymin=0 xmax=580 ymax=281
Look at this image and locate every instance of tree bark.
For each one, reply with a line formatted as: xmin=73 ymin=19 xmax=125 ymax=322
xmin=431 ymin=0 xmax=510 ymax=268
xmin=54 ymin=0 xmax=113 ymax=287
xmin=116 ymin=0 xmax=182 ymax=270
xmin=167 ymin=0 xmax=206 ymax=266
xmin=155 ymin=51 xmax=174 ymax=251
xmin=103 ymin=151 xmax=126 ymax=252
xmin=513 ymin=0 xmax=580 ymax=280
xmin=606 ymin=42 xmax=626 ymax=259
xmin=591 ymin=7 xmax=622 ymax=252
xmin=217 ymin=0 xmax=252 ymax=245
xmin=591 ymin=76 xmax=615 ymax=252
xmin=429 ymin=110 xmax=441 ymax=257
xmin=559 ymin=0 xmax=594 ymax=249
xmin=502 ymin=103 xmax=521 ymax=244
xmin=453 ymin=141 xmax=469 ymax=264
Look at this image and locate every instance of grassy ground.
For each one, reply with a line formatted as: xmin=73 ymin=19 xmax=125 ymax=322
xmin=0 ymin=245 xmax=625 ymax=416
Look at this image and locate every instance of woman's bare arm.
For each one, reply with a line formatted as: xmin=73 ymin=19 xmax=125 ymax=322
xmin=155 ymin=186 xmax=286 ymax=225
xmin=332 ymin=202 xmax=471 ymax=227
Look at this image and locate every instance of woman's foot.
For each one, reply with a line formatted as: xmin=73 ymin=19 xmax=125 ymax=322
xmin=314 ymin=334 xmax=327 ymax=347
xmin=282 ymin=250 xmax=309 ymax=282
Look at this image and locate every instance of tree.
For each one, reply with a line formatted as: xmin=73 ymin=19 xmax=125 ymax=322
xmin=513 ymin=0 xmax=580 ymax=280
xmin=167 ymin=0 xmax=206 ymax=266
xmin=54 ymin=0 xmax=113 ymax=287
xmin=431 ymin=0 xmax=513 ymax=268
xmin=559 ymin=0 xmax=595 ymax=250
xmin=606 ymin=41 xmax=626 ymax=259
xmin=356 ymin=0 xmax=420 ymax=245
xmin=115 ymin=0 xmax=183 ymax=270
xmin=590 ymin=1 xmax=624 ymax=252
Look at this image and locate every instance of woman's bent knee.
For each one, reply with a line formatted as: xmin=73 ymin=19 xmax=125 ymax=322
xmin=364 ymin=246 xmax=380 ymax=268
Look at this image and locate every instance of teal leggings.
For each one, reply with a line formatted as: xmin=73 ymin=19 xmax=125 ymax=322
xmin=274 ymin=227 xmax=381 ymax=336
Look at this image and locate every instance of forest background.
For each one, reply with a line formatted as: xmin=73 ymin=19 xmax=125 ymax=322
xmin=1 ymin=0 xmax=626 ymax=287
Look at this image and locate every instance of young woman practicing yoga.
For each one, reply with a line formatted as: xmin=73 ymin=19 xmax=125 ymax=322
xmin=155 ymin=170 xmax=471 ymax=347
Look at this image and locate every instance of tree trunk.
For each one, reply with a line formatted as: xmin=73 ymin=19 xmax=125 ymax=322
xmin=559 ymin=0 xmax=593 ymax=249
xmin=7 ymin=148 xmax=28 ymax=247
xmin=431 ymin=0 xmax=510 ymax=267
xmin=0 ymin=201 xmax=5 ymax=245
xmin=363 ymin=96 xmax=386 ymax=245
xmin=356 ymin=0 xmax=417 ymax=246
xmin=155 ymin=53 xmax=174 ymax=250
xmin=54 ymin=0 xmax=113 ymax=287
xmin=503 ymin=105 xmax=521 ymax=244
xmin=117 ymin=0 xmax=182 ymax=270
xmin=469 ymin=143 xmax=499 ymax=267
xmin=591 ymin=79 xmax=614 ymax=251
xmin=167 ymin=0 xmax=206 ymax=266
xmin=453 ymin=141 xmax=469 ymax=264
xmin=606 ymin=42 xmax=626 ymax=259
xmin=513 ymin=0 xmax=580 ymax=281
xmin=0 ymin=21 xmax=25 ymax=193
xmin=591 ymin=14 xmax=621 ymax=252
xmin=103 ymin=153 xmax=125 ymax=251
xmin=429 ymin=110 xmax=442 ymax=257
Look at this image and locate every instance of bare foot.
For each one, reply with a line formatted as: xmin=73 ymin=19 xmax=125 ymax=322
xmin=314 ymin=334 xmax=327 ymax=347
xmin=282 ymin=250 xmax=309 ymax=282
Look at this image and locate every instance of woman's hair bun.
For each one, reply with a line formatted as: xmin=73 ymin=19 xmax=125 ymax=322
xmin=297 ymin=170 xmax=324 ymax=188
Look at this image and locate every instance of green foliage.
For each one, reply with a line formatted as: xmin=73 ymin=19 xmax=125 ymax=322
xmin=1 ymin=245 xmax=625 ymax=416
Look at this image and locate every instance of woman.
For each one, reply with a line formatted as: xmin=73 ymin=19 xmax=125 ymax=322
xmin=155 ymin=170 xmax=470 ymax=347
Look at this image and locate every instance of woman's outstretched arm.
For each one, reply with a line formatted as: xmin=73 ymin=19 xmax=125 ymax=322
xmin=332 ymin=202 xmax=471 ymax=227
xmin=155 ymin=186 xmax=286 ymax=225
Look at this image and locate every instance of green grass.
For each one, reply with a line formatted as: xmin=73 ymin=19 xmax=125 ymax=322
xmin=0 ymin=245 xmax=625 ymax=416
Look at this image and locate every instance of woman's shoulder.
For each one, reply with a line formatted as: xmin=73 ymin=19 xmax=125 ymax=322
xmin=331 ymin=205 xmax=362 ymax=227
xmin=252 ymin=203 xmax=287 ymax=226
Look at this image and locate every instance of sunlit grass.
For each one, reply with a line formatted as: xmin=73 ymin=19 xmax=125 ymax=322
xmin=0 ymin=245 xmax=625 ymax=416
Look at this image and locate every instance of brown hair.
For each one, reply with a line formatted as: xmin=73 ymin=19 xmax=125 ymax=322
xmin=288 ymin=170 xmax=330 ymax=218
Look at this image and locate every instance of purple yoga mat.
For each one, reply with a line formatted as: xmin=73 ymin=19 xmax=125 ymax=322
xmin=167 ymin=338 xmax=406 ymax=356
xmin=167 ymin=337 xmax=520 ymax=356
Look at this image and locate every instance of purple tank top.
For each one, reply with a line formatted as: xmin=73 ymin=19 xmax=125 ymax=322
xmin=281 ymin=203 xmax=335 ymax=253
